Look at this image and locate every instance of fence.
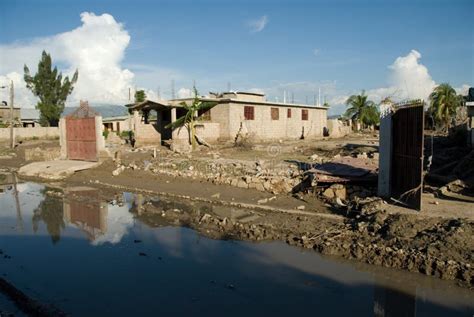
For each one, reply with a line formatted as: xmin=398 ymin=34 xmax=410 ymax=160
xmin=0 ymin=127 xmax=60 ymax=140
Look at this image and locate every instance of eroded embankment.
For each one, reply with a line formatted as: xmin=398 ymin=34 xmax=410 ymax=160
xmin=56 ymin=183 xmax=474 ymax=289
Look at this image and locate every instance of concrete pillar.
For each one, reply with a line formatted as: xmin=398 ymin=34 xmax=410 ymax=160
xmin=133 ymin=110 xmax=139 ymax=128
xmin=378 ymin=102 xmax=393 ymax=197
xmin=171 ymin=107 xmax=177 ymax=139
xmin=59 ymin=117 xmax=68 ymax=159
xmin=95 ymin=115 xmax=106 ymax=160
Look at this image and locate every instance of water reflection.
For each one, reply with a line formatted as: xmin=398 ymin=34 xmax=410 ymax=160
xmin=32 ymin=188 xmax=65 ymax=244
xmin=0 ymin=179 xmax=472 ymax=317
xmin=63 ymin=187 xmax=107 ymax=241
xmin=373 ymin=286 xmax=416 ymax=317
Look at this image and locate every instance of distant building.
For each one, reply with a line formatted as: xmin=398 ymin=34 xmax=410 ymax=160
xmin=0 ymin=101 xmax=21 ymax=126
xmin=20 ymin=108 xmax=40 ymax=127
xmin=126 ymin=91 xmax=329 ymax=146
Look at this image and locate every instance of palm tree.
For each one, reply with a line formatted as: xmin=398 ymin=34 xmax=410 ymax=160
xmin=429 ymin=83 xmax=462 ymax=131
xmin=166 ymin=87 xmax=217 ymax=150
xmin=344 ymin=91 xmax=379 ymax=128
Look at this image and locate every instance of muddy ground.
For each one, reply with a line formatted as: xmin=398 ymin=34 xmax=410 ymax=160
xmin=1 ymin=134 xmax=473 ymax=288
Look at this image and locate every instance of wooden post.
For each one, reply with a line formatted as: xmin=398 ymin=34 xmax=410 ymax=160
xmin=9 ymin=80 xmax=14 ymax=149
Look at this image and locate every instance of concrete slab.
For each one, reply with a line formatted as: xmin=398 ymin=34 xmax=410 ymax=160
xmin=18 ymin=160 xmax=100 ymax=180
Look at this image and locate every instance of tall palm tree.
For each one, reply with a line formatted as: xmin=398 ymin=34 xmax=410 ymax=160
xmin=166 ymin=87 xmax=217 ymax=150
xmin=344 ymin=91 xmax=379 ymax=127
xmin=429 ymin=83 xmax=462 ymax=131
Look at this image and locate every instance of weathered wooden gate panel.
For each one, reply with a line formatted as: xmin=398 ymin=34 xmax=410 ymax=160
xmin=390 ymin=104 xmax=424 ymax=210
xmin=65 ymin=101 xmax=98 ymax=161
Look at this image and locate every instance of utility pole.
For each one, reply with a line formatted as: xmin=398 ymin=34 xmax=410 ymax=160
xmin=9 ymin=80 xmax=14 ymax=149
xmin=171 ymin=79 xmax=175 ymax=99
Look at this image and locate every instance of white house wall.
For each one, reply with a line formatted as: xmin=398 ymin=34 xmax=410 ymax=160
xmin=210 ymin=102 xmax=327 ymax=141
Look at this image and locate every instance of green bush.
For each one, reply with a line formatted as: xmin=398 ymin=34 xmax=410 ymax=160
xmin=120 ymin=130 xmax=133 ymax=139
xmin=103 ymin=129 xmax=109 ymax=139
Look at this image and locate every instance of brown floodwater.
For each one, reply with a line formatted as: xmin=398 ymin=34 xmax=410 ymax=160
xmin=0 ymin=180 xmax=473 ymax=316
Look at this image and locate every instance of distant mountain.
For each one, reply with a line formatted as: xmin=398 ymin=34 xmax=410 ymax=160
xmin=62 ymin=104 xmax=129 ymax=119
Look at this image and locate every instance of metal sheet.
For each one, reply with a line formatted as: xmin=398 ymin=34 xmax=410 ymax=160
xmin=390 ymin=104 xmax=424 ymax=210
xmin=66 ymin=117 xmax=97 ymax=161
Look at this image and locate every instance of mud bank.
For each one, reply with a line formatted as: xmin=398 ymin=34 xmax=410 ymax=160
xmin=54 ymin=179 xmax=474 ymax=289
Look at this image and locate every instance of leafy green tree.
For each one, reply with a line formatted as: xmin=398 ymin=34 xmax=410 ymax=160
xmin=429 ymin=83 xmax=463 ymax=131
xmin=134 ymin=90 xmax=146 ymax=103
xmin=24 ymin=51 xmax=78 ymax=126
xmin=32 ymin=189 xmax=65 ymax=244
xmin=344 ymin=91 xmax=380 ymax=127
xmin=165 ymin=87 xmax=217 ymax=150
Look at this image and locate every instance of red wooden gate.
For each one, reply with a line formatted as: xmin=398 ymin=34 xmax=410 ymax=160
xmin=390 ymin=102 xmax=425 ymax=210
xmin=66 ymin=101 xmax=98 ymax=161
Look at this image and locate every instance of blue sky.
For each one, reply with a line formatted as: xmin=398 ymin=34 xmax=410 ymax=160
xmin=0 ymin=0 xmax=472 ymax=114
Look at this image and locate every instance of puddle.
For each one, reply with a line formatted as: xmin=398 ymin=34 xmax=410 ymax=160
xmin=0 ymin=180 xmax=473 ymax=316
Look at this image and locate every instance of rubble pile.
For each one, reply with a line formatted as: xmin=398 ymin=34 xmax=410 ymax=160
xmin=316 ymin=183 xmax=377 ymax=201
xmin=113 ymin=155 xmax=304 ymax=195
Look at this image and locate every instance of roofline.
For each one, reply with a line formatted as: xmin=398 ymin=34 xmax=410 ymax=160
xmin=225 ymin=98 xmax=329 ymax=109
xmin=171 ymin=97 xmax=329 ymax=109
xmin=126 ymin=99 xmax=171 ymax=110
xmin=102 ymin=115 xmax=130 ymax=121
xmin=221 ymin=91 xmax=265 ymax=96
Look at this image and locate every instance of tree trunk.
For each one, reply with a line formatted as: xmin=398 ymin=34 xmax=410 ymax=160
xmin=190 ymin=120 xmax=196 ymax=151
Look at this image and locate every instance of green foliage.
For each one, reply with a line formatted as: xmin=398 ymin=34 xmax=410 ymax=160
xmin=103 ymin=129 xmax=109 ymax=139
xmin=120 ymin=130 xmax=134 ymax=139
xmin=24 ymin=51 xmax=78 ymax=127
xmin=344 ymin=91 xmax=380 ymax=126
xmin=165 ymin=87 xmax=217 ymax=150
xmin=32 ymin=188 xmax=65 ymax=244
xmin=134 ymin=90 xmax=146 ymax=103
xmin=429 ymin=83 xmax=463 ymax=131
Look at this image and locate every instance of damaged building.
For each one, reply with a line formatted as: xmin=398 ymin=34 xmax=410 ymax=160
xmin=125 ymin=91 xmax=329 ymax=147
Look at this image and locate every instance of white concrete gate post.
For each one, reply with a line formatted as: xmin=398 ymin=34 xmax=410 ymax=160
xmin=378 ymin=101 xmax=393 ymax=197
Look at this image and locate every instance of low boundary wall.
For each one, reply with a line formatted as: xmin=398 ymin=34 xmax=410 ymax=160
xmin=0 ymin=127 xmax=59 ymax=139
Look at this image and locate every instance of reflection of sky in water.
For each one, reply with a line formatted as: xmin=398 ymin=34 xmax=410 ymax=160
xmin=91 ymin=201 xmax=134 ymax=246
xmin=0 ymin=182 xmax=45 ymax=223
xmin=0 ymin=182 xmax=472 ymax=317
xmin=0 ymin=183 xmax=135 ymax=245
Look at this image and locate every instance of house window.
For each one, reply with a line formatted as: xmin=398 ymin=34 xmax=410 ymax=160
xmin=271 ymin=108 xmax=279 ymax=120
xmin=302 ymin=109 xmax=308 ymax=121
xmin=287 ymin=109 xmax=291 ymax=118
xmin=244 ymin=106 xmax=254 ymax=120
xmin=198 ymin=109 xmax=211 ymax=121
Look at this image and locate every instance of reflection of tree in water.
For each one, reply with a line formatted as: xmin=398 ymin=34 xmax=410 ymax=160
xmin=32 ymin=189 xmax=65 ymax=244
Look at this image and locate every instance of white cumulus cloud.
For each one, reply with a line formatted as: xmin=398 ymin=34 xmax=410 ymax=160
xmin=331 ymin=50 xmax=470 ymax=115
xmin=247 ymin=15 xmax=268 ymax=33
xmin=177 ymin=87 xmax=192 ymax=98
xmin=0 ymin=12 xmax=134 ymax=108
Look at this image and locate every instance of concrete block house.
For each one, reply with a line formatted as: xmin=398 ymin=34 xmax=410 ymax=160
xmin=126 ymin=91 xmax=329 ymax=146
